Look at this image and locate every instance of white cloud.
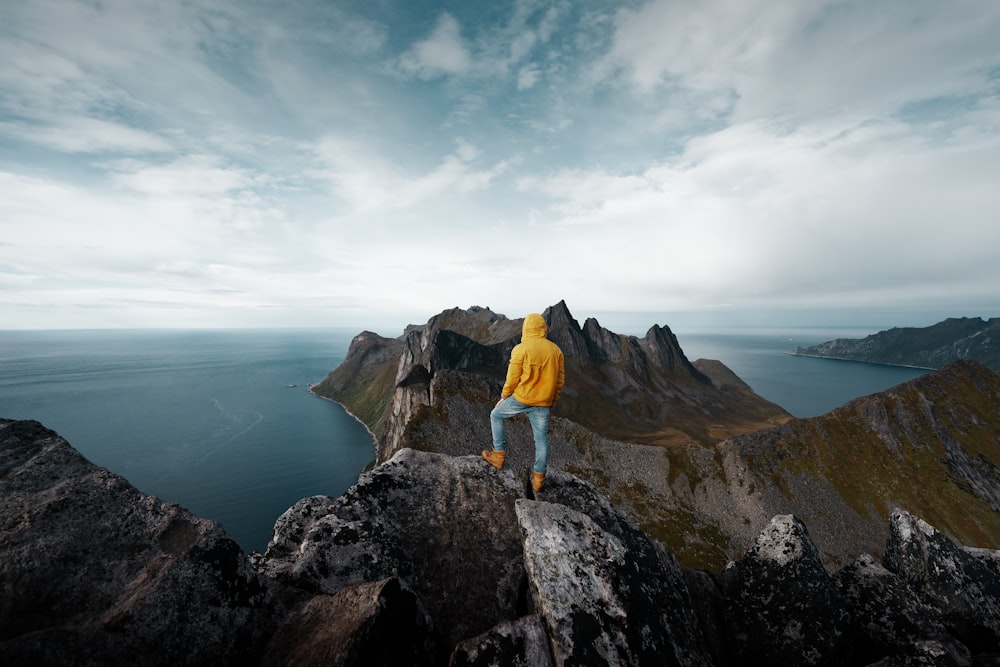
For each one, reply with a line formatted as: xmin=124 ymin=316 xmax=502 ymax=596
xmin=397 ymin=13 xmax=471 ymax=79
xmin=0 ymin=117 xmax=172 ymax=154
xmin=517 ymin=66 xmax=540 ymax=90
xmin=310 ymin=136 xmax=508 ymax=213
xmin=1 ymin=0 xmax=999 ymax=329
xmin=598 ymin=0 xmax=1000 ymax=124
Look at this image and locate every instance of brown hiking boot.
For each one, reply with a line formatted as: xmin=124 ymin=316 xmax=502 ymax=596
xmin=481 ymin=449 xmax=506 ymax=470
xmin=532 ymin=471 xmax=545 ymax=493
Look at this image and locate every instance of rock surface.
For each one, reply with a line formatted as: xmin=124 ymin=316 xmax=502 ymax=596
xmin=0 ymin=419 xmax=279 ymax=667
xmin=3 ymin=418 xmax=1000 ymax=666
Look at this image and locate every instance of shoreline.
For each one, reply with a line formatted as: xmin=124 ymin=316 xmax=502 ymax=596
xmin=308 ymin=383 xmax=380 ymax=451
xmin=784 ymin=351 xmax=936 ymax=371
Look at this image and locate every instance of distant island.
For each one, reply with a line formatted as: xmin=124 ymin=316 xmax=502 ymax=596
xmin=790 ymin=316 xmax=1000 ymax=371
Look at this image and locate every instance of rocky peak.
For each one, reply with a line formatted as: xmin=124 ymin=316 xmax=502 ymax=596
xmin=5 ymin=419 xmax=999 ymax=666
xmin=641 ymin=323 xmax=712 ymax=384
xmin=540 ymin=299 xmax=589 ymax=358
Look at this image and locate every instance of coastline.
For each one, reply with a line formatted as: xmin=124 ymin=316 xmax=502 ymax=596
xmin=308 ymin=383 xmax=380 ymax=449
xmin=784 ymin=351 xmax=937 ymax=371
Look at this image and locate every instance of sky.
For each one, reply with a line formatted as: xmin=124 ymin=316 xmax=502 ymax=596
xmin=2 ymin=0 xmax=999 ymax=334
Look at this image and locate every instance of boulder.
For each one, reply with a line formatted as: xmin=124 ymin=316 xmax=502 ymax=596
xmin=257 ymin=448 xmax=528 ymax=656
xmin=261 ymin=577 xmax=436 ymax=667
xmin=884 ymin=509 xmax=1000 ymax=656
xmin=718 ymin=514 xmax=850 ymax=665
xmin=515 ymin=498 xmax=711 ymax=666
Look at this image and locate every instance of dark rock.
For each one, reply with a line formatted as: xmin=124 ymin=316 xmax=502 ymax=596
xmin=256 ymin=449 xmax=528 ymax=656
xmin=542 ymin=299 xmax=590 ymax=359
xmin=835 ymin=553 xmax=965 ymax=665
xmin=6 ymin=417 xmax=1000 ymax=666
xmin=884 ymin=509 xmax=1000 ymax=655
xmin=683 ymin=568 xmax=732 ymax=667
xmin=261 ymin=577 xmax=437 ymax=667
xmin=719 ymin=514 xmax=850 ymax=665
xmin=448 ymin=616 xmax=553 ymax=667
xmin=0 ymin=419 xmax=280 ymax=667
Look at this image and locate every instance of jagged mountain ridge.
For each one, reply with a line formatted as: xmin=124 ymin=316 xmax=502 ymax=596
xmin=792 ymin=316 xmax=1000 ymax=370
xmin=313 ymin=300 xmax=791 ymax=461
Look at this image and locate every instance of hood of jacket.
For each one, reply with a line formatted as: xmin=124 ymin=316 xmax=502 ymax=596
xmin=522 ymin=313 xmax=548 ymax=340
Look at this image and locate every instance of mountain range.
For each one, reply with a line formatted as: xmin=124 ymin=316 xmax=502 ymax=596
xmin=792 ymin=316 xmax=1000 ymax=370
xmin=314 ymin=302 xmax=1000 ymax=572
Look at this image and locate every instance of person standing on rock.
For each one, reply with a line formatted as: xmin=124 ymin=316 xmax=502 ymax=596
xmin=482 ymin=312 xmax=565 ymax=493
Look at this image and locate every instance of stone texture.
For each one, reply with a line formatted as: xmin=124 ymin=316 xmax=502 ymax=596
xmin=257 ymin=448 xmax=528 ymax=656
xmin=448 ymin=616 xmax=553 ymax=667
xmin=0 ymin=419 xmax=279 ymax=667
xmin=5 ymin=417 xmax=1000 ymax=666
xmin=884 ymin=509 xmax=1000 ymax=656
xmin=261 ymin=577 xmax=436 ymax=667
xmin=515 ymin=497 xmax=711 ymax=667
xmin=718 ymin=514 xmax=850 ymax=665
xmin=835 ymin=553 xmax=968 ymax=666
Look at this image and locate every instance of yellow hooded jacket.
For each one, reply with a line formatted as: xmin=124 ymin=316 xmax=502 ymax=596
xmin=501 ymin=313 xmax=565 ymax=407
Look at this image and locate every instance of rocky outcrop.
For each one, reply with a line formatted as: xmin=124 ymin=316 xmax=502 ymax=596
xmin=3 ymin=418 xmax=1000 ymax=665
xmin=792 ymin=316 xmax=1000 ymax=370
xmin=0 ymin=418 xmax=280 ymax=667
xmin=259 ymin=577 xmax=436 ymax=667
xmin=704 ymin=510 xmax=1000 ymax=666
xmin=718 ymin=515 xmax=851 ymax=665
xmin=370 ymin=358 xmax=1000 ymax=579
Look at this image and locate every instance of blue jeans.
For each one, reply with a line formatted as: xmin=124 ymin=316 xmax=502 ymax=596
xmin=490 ymin=397 xmax=551 ymax=473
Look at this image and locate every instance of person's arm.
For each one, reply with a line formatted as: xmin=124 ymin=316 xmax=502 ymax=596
xmin=552 ymin=353 xmax=565 ymax=405
xmin=499 ymin=346 xmax=524 ymax=404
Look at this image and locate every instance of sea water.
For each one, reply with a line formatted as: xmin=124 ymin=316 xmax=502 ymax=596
xmin=675 ymin=328 xmax=928 ymax=418
xmin=0 ymin=326 xmax=927 ymax=553
xmin=0 ymin=329 xmax=374 ymax=554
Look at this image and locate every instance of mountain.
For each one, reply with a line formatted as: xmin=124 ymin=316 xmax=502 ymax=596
xmin=3 ymin=418 xmax=999 ymax=666
xmin=313 ymin=301 xmax=791 ymax=462
xmin=314 ymin=304 xmax=1000 ymax=576
xmin=791 ymin=316 xmax=1000 ymax=370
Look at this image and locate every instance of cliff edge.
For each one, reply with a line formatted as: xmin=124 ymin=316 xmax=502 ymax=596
xmin=2 ymin=418 xmax=999 ymax=665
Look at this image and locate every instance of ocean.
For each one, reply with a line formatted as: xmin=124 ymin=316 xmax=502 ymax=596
xmin=0 ymin=326 xmax=927 ymax=554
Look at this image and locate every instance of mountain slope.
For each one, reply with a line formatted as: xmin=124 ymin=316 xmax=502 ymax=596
xmin=647 ymin=359 xmax=1000 ymax=570
xmin=792 ymin=316 xmax=1000 ymax=370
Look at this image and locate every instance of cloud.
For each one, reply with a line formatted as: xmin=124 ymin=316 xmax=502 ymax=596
xmin=598 ymin=0 xmax=1000 ymax=124
xmin=397 ymin=13 xmax=471 ymax=79
xmin=1 ymin=0 xmax=999 ymax=329
xmin=0 ymin=117 xmax=172 ymax=154
xmin=516 ymin=113 xmax=1000 ymax=312
xmin=309 ymin=136 xmax=508 ymax=213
